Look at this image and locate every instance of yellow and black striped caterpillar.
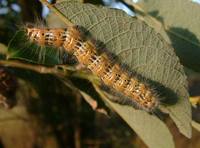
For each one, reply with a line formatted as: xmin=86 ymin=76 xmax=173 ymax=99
xmin=26 ymin=25 xmax=159 ymax=112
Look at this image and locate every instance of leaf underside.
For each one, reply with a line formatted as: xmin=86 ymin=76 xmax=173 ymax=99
xmin=53 ymin=0 xmax=191 ymax=146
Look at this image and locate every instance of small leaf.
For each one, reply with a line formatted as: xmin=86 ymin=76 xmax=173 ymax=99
xmin=137 ymin=0 xmax=200 ymax=72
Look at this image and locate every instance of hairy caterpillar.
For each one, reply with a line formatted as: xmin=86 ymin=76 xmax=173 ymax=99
xmin=26 ymin=25 xmax=159 ymax=112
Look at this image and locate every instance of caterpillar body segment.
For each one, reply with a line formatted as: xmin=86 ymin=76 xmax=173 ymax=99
xmin=27 ymin=28 xmax=66 ymax=47
xmin=26 ymin=26 xmax=159 ymax=112
xmin=63 ymin=26 xmax=83 ymax=53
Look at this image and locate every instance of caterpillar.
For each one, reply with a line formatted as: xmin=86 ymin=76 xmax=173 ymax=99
xmin=25 ymin=25 xmax=159 ymax=112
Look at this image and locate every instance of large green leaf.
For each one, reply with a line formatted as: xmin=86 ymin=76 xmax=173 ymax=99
xmin=52 ymin=0 xmax=191 ymax=143
xmin=136 ymin=0 xmax=200 ymax=72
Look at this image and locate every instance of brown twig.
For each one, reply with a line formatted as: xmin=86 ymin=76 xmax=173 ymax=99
xmin=0 ymin=60 xmax=63 ymax=75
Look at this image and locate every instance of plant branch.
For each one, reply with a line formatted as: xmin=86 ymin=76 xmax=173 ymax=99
xmin=0 ymin=60 xmax=65 ymax=76
xmin=0 ymin=59 xmax=100 ymax=85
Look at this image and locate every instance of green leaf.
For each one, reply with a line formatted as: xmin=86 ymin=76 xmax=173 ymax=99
xmin=137 ymin=0 xmax=200 ymax=72
xmin=7 ymin=30 xmax=64 ymax=66
xmin=52 ymin=0 xmax=191 ymax=140
xmin=51 ymin=0 xmax=191 ymax=143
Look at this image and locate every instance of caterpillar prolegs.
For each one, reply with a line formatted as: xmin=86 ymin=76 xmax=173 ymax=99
xmin=26 ymin=26 xmax=159 ymax=112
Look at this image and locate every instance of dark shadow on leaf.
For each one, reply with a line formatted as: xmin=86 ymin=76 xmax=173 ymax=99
xmin=129 ymin=73 xmax=179 ymax=106
xmin=148 ymin=10 xmax=200 ymax=72
xmin=148 ymin=80 xmax=178 ymax=105
xmin=167 ymin=27 xmax=200 ymax=72
xmin=148 ymin=10 xmax=164 ymax=23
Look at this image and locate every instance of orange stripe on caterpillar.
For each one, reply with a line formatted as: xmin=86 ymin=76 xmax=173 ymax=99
xmin=26 ymin=26 xmax=159 ymax=112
